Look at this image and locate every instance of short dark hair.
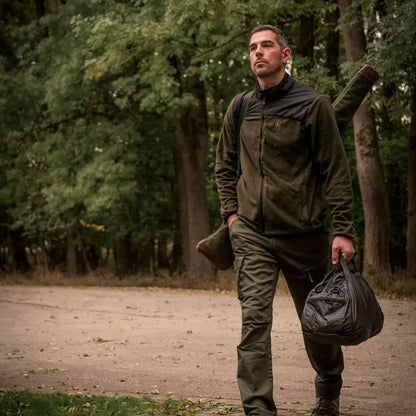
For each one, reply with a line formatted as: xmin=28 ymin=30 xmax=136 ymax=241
xmin=250 ymin=25 xmax=289 ymax=49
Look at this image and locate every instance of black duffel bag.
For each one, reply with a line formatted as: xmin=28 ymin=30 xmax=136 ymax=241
xmin=301 ymin=256 xmax=384 ymax=346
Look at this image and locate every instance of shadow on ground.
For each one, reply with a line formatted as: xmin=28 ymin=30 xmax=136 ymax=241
xmin=201 ymin=404 xmax=365 ymax=416
xmin=218 ymin=410 xmax=362 ymax=416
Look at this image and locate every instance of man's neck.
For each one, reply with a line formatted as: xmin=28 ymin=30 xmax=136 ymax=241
xmin=257 ymin=70 xmax=286 ymax=90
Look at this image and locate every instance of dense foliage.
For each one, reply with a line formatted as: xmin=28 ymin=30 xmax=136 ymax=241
xmin=0 ymin=0 xmax=414 ymax=282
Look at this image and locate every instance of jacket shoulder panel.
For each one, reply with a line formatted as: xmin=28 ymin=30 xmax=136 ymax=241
xmin=276 ymin=80 xmax=320 ymax=120
xmin=247 ymin=80 xmax=321 ymax=121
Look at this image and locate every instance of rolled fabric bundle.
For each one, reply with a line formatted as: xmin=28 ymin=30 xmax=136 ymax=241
xmin=333 ymin=64 xmax=380 ymax=136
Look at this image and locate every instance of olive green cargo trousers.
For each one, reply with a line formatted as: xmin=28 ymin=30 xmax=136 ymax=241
xmin=229 ymin=219 xmax=344 ymax=416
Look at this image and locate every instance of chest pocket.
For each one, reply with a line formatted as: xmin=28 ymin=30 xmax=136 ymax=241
xmin=262 ymin=117 xmax=311 ymax=175
xmin=263 ymin=117 xmax=305 ymax=152
xmin=240 ymin=116 xmax=262 ymax=152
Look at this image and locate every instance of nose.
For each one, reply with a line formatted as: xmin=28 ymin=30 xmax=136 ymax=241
xmin=255 ymin=45 xmax=263 ymax=56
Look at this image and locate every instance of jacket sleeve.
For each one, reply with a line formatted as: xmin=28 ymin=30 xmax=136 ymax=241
xmin=306 ymin=95 xmax=356 ymax=239
xmin=215 ymin=97 xmax=239 ymax=222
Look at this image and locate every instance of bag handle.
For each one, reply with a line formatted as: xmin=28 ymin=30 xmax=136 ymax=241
xmin=339 ymin=255 xmax=357 ymax=275
xmin=339 ymin=256 xmax=350 ymax=276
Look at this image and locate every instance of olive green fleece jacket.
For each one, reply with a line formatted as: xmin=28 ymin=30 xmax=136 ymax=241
xmin=215 ymin=73 xmax=356 ymax=239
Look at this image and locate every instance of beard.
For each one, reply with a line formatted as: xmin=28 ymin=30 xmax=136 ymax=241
xmin=252 ymin=61 xmax=284 ymax=79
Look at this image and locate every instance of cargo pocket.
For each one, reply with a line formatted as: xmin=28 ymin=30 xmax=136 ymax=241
xmin=229 ymin=218 xmax=242 ymax=251
xmin=234 ymin=255 xmax=245 ymax=301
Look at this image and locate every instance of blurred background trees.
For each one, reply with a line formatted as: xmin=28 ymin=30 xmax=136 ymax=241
xmin=0 ymin=0 xmax=414 ymax=287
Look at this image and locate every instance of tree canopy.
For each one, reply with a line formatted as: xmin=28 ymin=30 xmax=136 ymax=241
xmin=1 ymin=0 xmax=414 ymax=284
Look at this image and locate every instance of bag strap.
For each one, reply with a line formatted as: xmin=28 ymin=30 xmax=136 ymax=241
xmin=232 ymin=89 xmax=254 ymax=128
xmin=235 ymin=90 xmax=254 ymax=133
xmin=232 ymin=89 xmax=254 ymax=177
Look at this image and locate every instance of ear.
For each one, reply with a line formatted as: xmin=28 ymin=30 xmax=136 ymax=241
xmin=282 ymin=47 xmax=291 ymax=64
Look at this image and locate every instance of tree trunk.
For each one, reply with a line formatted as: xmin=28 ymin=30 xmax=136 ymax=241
xmin=386 ymin=167 xmax=406 ymax=271
xmin=352 ymin=105 xmax=391 ymax=286
xmin=378 ymin=83 xmax=406 ymax=271
xmin=39 ymin=238 xmax=50 ymax=273
xmin=169 ymin=235 xmax=183 ymax=274
xmin=297 ymin=16 xmax=315 ymax=70
xmin=407 ymin=87 xmax=416 ymax=276
xmin=49 ymin=237 xmax=66 ymax=271
xmin=9 ymin=229 xmax=30 ymax=273
xmin=173 ymin=73 xmax=215 ymax=278
xmin=339 ymin=0 xmax=391 ymax=287
xmin=325 ymin=0 xmax=340 ymax=80
xmin=115 ymin=235 xmax=136 ymax=276
xmin=338 ymin=0 xmax=367 ymax=61
xmin=66 ymin=233 xmax=85 ymax=275
xmin=137 ymin=240 xmax=155 ymax=274
xmin=0 ymin=246 xmax=6 ymax=272
xmin=157 ymin=238 xmax=169 ymax=269
xmin=33 ymin=0 xmax=48 ymax=38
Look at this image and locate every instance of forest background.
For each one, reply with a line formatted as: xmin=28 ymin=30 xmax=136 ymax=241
xmin=0 ymin=0 xmax=415 ymax=293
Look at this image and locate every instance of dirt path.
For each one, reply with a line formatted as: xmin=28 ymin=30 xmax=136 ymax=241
xmin=0 ymin=285 xmax=415 ymax=415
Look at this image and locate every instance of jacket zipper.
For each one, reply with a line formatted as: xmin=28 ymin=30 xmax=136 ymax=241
xmin=258 ymin=98 xmax=266 ymax=232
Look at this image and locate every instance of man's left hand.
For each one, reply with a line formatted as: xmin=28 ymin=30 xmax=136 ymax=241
xmin=331 ymin=236 xmax=355 ymax=264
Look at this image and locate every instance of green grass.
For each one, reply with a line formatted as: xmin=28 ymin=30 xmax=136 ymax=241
xmin=0 ymin=390 xmax=221 ymax=416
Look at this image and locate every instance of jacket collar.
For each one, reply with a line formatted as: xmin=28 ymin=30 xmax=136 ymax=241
xmin=255 ymin=71 xmax=293 ymax=101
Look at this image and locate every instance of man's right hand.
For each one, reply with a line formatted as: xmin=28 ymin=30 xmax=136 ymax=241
xmin=227 ymin=214 xmax=239 ymax=228
xmin=331 ymin=236 xmax=355 ymax=264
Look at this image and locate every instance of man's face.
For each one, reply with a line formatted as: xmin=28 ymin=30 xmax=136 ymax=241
xmin=249 ymin=30 xmax=290 ymax=79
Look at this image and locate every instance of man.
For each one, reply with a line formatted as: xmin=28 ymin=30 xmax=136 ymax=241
xmin=214 ymin=25 xmax=355 ymax=416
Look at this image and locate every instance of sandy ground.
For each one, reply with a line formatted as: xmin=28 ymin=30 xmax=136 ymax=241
xmin=0 ymin=285 xmax=415 ymax=416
